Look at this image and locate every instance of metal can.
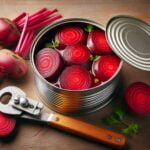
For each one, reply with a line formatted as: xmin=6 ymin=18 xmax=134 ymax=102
xmin=30 ymin=18 xmax=123 ymax=115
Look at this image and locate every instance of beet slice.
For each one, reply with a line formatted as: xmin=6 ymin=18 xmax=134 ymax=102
xmin=36 ymin=48 xmax=62 ymax=80
xmin=55 ymin=26 xmax=85 ymax=46
xmin=87 ymin=30 xmax=112 ymax=55
xmin=60 ymin=65 xmax=92 ymax=90
xmin=0 ymin=112 xmax=16 ymax=137
xmin=63 ymin=44 xmax=90 ymax=65
xmin=125 ymin=82 xmax=150 ymax=115
xmin=92 ymin=55 xmax=120 ymax=82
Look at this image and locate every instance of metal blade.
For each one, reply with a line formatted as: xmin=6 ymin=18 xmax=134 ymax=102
xmin=20 ymin=112 xmax=54 ymax=123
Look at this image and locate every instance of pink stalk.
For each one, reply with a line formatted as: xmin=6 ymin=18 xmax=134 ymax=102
xmin=20 ymin=31 xmax=35 ymax=57
xmin=26 ymin=9 xmax=58 ymax=27
xmin=16 ymin=8 xmax=47 ymax=28
xmin=13 ymin=12 xmax=27 ymax=23
xmin=17 ymin=9 xmax=57 ymax=29
xmin=27 ymin=14 xmax=62 ymax=31
xmin=15 ymin=14 xmax=29 ymax=54
xmin=18 ymin=31 xmax=31 ymax=56
xmin=18 ymin=9 xmax=57 ymax=28
xmin=30 ymin=8 xmax=47 ymax=18
xmin=17 ymin=8 xmax=47 ymax=28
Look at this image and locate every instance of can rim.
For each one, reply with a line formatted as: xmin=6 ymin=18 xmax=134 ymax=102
xmin=106 ymin=15 xmax=150 ymax=71
xmin=30 ymin=18 xmax=123 ymax=93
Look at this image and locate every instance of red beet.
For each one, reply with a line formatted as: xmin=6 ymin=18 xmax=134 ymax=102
xmin=36 ymin=48 xmax=62 ymax=80
xmin=55 ymin=26 xmax=85 ymax=46
xmin=125 ymin=82 xmax=150 ymax=115
xmin=0 ymin=112 xmax=16 ymax=137
xmin=87 ymin=30 xmax=112 ymax=55
xmin=0 ymin=49 xmax=27 ymax=79
xmin=92 ymin=55 xmax=120 ymax=82
xmin=60 ymin=65 xmax=92 ymax=90
xmin=0 ymin=50 xmax=19 ymax=78
xmin=0 ymin=18 xmax=20 ymax=46
xmin=63 ymin=44 xmax=90 ymax=65
xmin=11 ymin=54 xmax=28 ymax=79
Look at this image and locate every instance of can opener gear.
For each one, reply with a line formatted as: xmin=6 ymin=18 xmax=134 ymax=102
xmin=0 ymin=86 xmax=126 ymax=148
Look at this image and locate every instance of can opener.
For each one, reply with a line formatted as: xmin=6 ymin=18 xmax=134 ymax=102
xmin=0 ymin=86 xmax=125 ymax=148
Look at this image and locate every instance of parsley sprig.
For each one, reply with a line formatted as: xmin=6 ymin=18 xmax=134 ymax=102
xmin=84 ymin=24 xmax=94 ymax=33
xmin=45 ymin=40 xmax=60 ymax=49
xmin=103 ymin=107 xmax=140 ymax=135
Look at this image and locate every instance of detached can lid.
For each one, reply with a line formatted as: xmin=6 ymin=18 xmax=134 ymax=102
xmin=106 ymin=16 xmax=150 ymax=71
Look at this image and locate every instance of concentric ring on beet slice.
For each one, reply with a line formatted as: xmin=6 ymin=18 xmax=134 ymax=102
xmin=60 ymin=65 xmax=92 ymax=90
xmin=87 ymin=30 xmax=112 ymax=55
xmin=63 ymin=44 xmax=90 ymax=65
xmin=125 ymin=82 xmax=150 ymax=115
xmin=0 ymin=112 xmax=16 ymax=137
xmin=36 ymin=48 xmax=62 ymax=80
xmin=55 ymin=26 xmax=86 ymax=46
xmin=92 ymin=55 xmax=120 ymax=82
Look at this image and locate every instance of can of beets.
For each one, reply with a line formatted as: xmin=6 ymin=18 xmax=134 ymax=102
xmin=30 ymin=16 xmax=149 ymax=115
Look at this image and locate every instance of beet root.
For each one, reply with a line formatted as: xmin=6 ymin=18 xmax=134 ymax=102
xmin=87 ymin=30 xmax=112 ymax=55
xmin=36 ymin=48 xmax=63 ymax=80
xmin=0 ymin=18 xmax=20 ymax=47
xmin=125 ymin=82 xmax=150 ymax=115
xmin=60 ymin=65 xmax=92 ymax=90
xmin=55 ymin=26 xmax=86 ymax=46
xmin=63 ymin=44 xmax=90 ymax=65
xmin=0 ymin=49 xmax=27 ymax=79
xmin=92 ymin=55 xmax=120 ymax=82
xmin=0 ymin=112 xmax=16 ymax=137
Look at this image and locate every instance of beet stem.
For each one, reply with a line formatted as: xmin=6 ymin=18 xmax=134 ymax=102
xmin=28 ymin=9 xmax=58 ymax=27
xmin=18 ymin=9 xmax=58 ymax=28
xmin=30 ymin=8 xmax=47 ymax=17
xmin=27 ymin=14 xmax=62 ymax=31
xmin=15 ymin=14 xmax=29 ymax=54
xmin=16 ymin=8 xmax=47 ymax=28
xmin=12 ymin=12 xmax=27 ymax=22
xmin=20 ymin=31 xmax=35 ymax=57
xmin=18 ymin=31 xmax=31 ymax=57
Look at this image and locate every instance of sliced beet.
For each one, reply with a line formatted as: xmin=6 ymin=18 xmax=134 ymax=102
xmin=125 ymin=82 xmax=150 ymax=115
xmin=63 ymin=44 xmax=90 ymax=65
xmin=36 ymin=48 xmax=62 ymax=80
xmin=60 ymin=65 xmax=92 ymax=90
xmin=87 ymin=30 xmax=112 ymax=55
xmin=55 ymin=26 xmax=85 ymax=46
xmin=0 ymin=112 xmax=16 ymax=137
xmin=92 ymin=55 xmax=120 ymax=82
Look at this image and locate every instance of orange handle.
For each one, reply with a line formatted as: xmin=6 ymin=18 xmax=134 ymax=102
xmin=49 ymin=113 xmax=126 ymax=148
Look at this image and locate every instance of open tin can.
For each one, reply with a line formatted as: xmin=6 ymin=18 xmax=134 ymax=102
xmin=30 ymin=16 xmax=150 ymax=115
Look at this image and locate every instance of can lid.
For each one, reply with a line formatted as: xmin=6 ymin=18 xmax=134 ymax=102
xmin=106 ymin=16 xmax=150 ymax=71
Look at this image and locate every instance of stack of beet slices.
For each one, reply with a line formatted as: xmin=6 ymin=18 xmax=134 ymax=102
xmin=36 ymin=24 xmax=121 ymax=90
xmin=0 ymin=112 xmax=16 ymax=137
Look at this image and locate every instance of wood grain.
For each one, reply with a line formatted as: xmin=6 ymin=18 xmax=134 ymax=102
xmin=0 ymin=0 xmax=150 ymax=150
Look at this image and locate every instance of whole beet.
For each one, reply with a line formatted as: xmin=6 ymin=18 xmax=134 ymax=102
xmin=0 ymin=18 xmax=20 ymax=46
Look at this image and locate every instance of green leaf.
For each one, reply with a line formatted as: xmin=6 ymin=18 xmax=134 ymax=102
xmin=121 ymin=128 xmax=130 ymax=134
xmin=94 ymin=55 xmax=100 ymax=62
xmin=84 ymin=24 xmax=94 ymax=33
xmin=45 ymin=42 xmax=54 ymax=48
xmin=102 ymin=115 xmax=120 ymax=125
xmin=121 ymin=123 xmax=140 ymax=135
xmin=90 ymin=54 xmax=94 ymax=61
xmin=45 ymin=40 xmax=60 ymax=48
xmin=113 ymin=107 xmax=125 ymax=121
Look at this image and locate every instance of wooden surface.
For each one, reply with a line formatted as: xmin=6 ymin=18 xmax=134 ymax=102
xmin=0 ymin=0 xmax=150 ymax=150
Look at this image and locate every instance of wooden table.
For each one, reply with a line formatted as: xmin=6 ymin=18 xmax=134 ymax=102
xmin=0 ymin=0 xmax=150 ymax=150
